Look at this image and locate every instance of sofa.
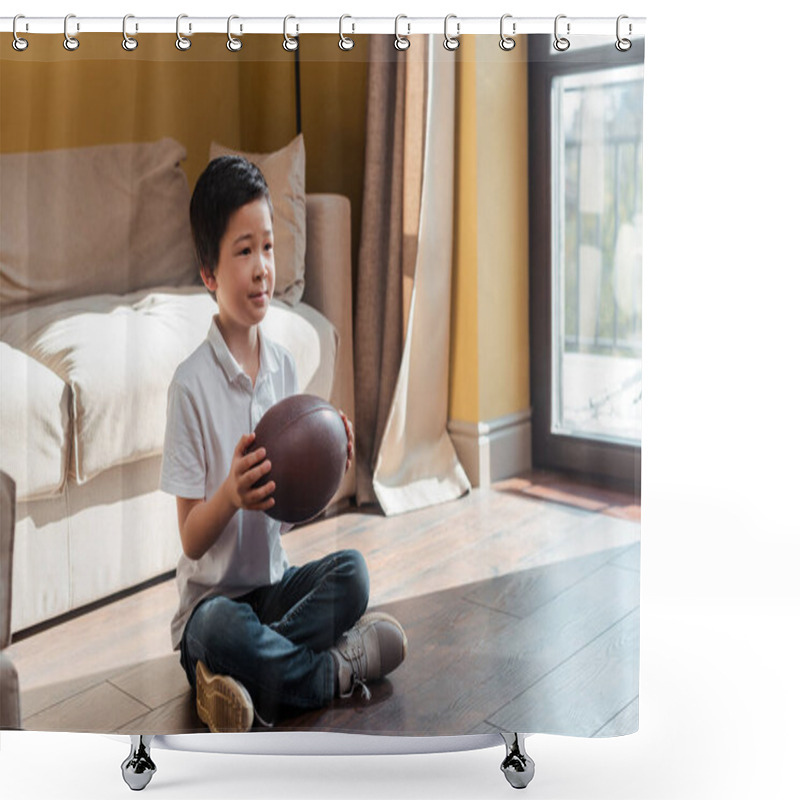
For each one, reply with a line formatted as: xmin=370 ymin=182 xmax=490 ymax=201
xmin=0 ymin=470 xmax=20 ymax=728
xmin=0 ymin=136 xmax=356 ymax=635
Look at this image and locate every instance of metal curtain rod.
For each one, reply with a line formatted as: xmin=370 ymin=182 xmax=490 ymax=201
xmin=1 ymin=16 xmax=646 ymax=36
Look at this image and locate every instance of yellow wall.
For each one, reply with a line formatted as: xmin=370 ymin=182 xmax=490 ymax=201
xmin=450 ymin=38 xmax=481 ymax=423
xmin=449 ymin=37 xmax=531 ymax=424
xmin=0 ymin=33 xmax=366 ymax=253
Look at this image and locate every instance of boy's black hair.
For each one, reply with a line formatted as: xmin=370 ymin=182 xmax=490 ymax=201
xmin=189 ymin=155 xmax=274 ymax=279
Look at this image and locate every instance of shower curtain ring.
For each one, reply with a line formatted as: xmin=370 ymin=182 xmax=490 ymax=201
xmin=443 ymin=14 xmax=460 ymax=51
xmin=283 ymin=15 xmax=299 ymax=51
xmin=394 ymin=15 xmax=410 ymax=51
xmin=176 ymin=14 xmax=192 ymax=50
xmin=499 ymin=14 xmax=516 ymax=50
xmin=339 ymin=15 xmax=355 ymax=51
xmin=12 ymin=15 xmax=29 ymax=51
xmin=227 ymin=15 xmax=243 ymax=51
xmin=553 ymin=14 xmax=570 ymax=51
xmin=615 ymin=15 xmax=632 ymax=51
xmin=122 ymin=15 xmax=138 ymax=50
xmin=64 ymin=13 xmax=80 ymax=51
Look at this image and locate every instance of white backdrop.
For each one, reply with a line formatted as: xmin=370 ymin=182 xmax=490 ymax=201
xmin=2 ymin=1 xmax=799 ymax=798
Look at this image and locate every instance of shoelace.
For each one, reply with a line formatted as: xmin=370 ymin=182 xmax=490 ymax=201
xmin=337 ymin=630 xmax=373 ymax=701
xmin=349 ymin=677 xmax=372 ymax=701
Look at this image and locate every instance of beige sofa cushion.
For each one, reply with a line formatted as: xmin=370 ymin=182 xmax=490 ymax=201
xmin=0 ymin=138 xmax=198 ymax=312
xmin=210 ymin=135 xmax=306 ymax=306
xmin=2 ymin=289 xmax=217 ymax=484
xmin=265 ymin=300 xmax=338 ymax=401
xmin=0 ymin=289 xmax=338 ymax=485
xmin=0 ymin=343 xmax=71 ymax=501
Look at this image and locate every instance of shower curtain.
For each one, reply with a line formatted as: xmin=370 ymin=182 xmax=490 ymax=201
xmin=0 ymin=26 xmax=643 ymax=742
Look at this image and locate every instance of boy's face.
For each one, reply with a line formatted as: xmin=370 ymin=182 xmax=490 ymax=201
xmin=202 ymin=197 xmax=275 ymax=331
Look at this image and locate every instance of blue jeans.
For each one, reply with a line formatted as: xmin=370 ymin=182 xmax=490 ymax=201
xmin=180 ymin=549 xmax=369 ymax=722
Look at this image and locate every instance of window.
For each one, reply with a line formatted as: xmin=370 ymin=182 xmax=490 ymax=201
xmin=529 ymin=36 xmax=644 ymax=486
xmin=552 ymin=64 xmax=644 ymax=445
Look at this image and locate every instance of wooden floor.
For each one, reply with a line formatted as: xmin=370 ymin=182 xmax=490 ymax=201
xmin=7 ymin=470 xmax=641 ymax=737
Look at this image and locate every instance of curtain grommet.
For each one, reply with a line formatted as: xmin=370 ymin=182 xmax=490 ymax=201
xmin=615 ymin=15 xmax=632 ymax=51
xmin=499 ymin=14 xmax=516 ymax=51
xmin=12 ymin=15 xmax=29 ymax=51
xmin=283 ymin=15 xmax=299 ymax=51
xmin=339 ymin=15 xmax=355 ymax=51
xmin=122 ymin=14 xmax=138 ymax=51
xmin=394 ymin=15 xmax=410 ymax=51
xmin=227 ymin=15 xmax=243 ymax=51
xmin=176 ymin=14 xmax=192 ymax=50
xmin=554 ymin=14 xmax=570 ymax=51
xmin=443 ymin=14 xmax=460 ymax=51
xmin=63 ymin=13 xmax=80 ymax=51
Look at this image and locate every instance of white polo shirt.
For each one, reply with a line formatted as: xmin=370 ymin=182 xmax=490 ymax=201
xmin=161 ymin=316 xmax=298 ymax=650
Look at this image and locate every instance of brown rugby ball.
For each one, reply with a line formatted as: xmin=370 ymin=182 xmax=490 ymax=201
xmin=249 ymin=394 xmax=348 ymax=523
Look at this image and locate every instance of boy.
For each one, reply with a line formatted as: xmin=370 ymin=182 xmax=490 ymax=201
xmin=160 ymin=156 xmax=406 ymax=732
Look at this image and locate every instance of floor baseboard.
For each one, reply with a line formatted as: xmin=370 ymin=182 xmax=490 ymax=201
xmin=448 ymin=409 xmax=532 ymax=488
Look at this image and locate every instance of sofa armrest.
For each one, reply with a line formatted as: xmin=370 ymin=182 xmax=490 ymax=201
xmin=304 ymin=194 xmax=356 ymax=504
xmin=0 ymin=471 xmax=21 ymax=728
xmin=304 ymin=194 xmax=353 ymax=371
xmin=0 ymin=651 xmax=21 ymax=728
xmin=1 ymin=471 xmax=15 ymax=650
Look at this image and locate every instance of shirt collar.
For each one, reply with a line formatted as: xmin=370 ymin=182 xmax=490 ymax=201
xmin=207 ymin=316 xmax=279 ymax=385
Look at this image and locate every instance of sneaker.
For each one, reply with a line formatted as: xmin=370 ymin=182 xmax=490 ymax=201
xmin=330 ymin=611 xmax=408 ymax=700
xmin=195 ymin=660 xmax=254 ymax=733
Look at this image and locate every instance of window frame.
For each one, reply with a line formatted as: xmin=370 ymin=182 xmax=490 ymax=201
xmin=528 ymin=35 xmax=645 ymax=488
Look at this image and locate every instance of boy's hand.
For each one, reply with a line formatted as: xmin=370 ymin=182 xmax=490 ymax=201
xmin=340 ymin=410 xmax=355 ymax=472
xmin=225 ymin=433 xmax=276 ymax=512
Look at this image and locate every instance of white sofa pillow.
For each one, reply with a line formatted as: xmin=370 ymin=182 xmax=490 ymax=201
xmin=0 ymin=289 xmax=338 ymax=485
xmin=0 ymin=342 xmax=71 ymax=500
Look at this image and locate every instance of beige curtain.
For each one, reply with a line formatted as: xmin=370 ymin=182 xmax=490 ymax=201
xmin=355 ymin=36 xmax=470 ymax=514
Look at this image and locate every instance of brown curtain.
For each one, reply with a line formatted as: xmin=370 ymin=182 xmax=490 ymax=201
xmin=355 ymin=36 xmax=470 ymax=513
xmin=354 ymin=36 xmax=423 ymax=505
